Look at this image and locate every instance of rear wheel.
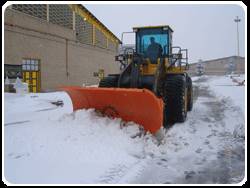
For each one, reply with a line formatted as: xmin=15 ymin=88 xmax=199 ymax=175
xmin=98 ymin=76 xmax=118 ymax=88
xmin=163 ymin=75 xmax=187 ymax=127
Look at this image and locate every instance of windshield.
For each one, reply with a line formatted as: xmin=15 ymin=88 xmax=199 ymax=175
xmin=136 ymin=28 xmax=169 ymax=58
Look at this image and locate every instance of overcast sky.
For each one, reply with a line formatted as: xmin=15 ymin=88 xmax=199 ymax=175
xmin=85 ymin=3 xmax=245 ymax=63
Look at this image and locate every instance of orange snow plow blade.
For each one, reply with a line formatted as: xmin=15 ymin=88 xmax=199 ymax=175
xmin=61 ymin=87 xmax=164 ymax=134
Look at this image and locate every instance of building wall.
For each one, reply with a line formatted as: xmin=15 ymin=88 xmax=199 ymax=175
xmin=188 ymin=56 xmax=245 ymax=76
xmin=4 ymin=5 xmax=120 ymax=91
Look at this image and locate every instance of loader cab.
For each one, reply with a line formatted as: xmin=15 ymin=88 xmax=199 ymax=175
xmin=133 ymin=25 xmax=173 ymax=62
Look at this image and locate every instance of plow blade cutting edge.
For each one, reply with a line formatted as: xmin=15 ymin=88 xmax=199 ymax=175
xmin=61 ymin=87 xmax=164 ymax=134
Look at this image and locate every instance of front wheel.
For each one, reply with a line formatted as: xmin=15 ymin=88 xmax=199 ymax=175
xmin=187 ymin=76 xmax=193 ymax=111
xmin=163 ymin=75 xmax=187 ymax=127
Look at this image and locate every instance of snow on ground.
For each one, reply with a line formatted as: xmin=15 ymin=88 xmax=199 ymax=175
xmin=3 ymin=75 xmax=246 ymax=184
xmin=207 ymin=75 xmax=245 ymax=113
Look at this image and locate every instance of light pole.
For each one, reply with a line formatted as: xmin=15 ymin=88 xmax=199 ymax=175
xmin=234 ymin=16 xmax=241 ymax=57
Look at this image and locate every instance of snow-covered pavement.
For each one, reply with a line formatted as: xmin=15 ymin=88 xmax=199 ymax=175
xmin=3 ymin=75 xmax=246 ymax=184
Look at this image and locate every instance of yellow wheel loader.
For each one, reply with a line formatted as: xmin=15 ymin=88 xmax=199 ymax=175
xmin=62 ymin=25 xmax=193 ymax=134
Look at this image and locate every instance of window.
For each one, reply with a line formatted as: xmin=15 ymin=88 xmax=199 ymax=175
xmin=49 ymin=5 xmax=73 ymax=29
xmin=4 ymin=64 xmax=22 ymax=79
xmin=12 ymin=4 xmax=47 ymax=20
xmin=136 ymin=28 xmax=169 ymax=58
xmin=22 ymin=59 xmax=40 ymax=71
xmin=75 ymin=14 xmax=93 ymax=45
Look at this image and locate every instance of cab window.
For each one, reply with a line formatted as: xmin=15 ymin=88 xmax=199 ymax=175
xmin=136 ymin=28 xmax=169 ymax=57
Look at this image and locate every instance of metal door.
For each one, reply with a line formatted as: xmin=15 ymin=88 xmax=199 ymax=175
xmin=22 ymin=59 xmax=41 ymax=92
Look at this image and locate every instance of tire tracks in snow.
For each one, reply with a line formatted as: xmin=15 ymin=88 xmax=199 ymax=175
xmin=111 ymin=77 xmax=244 ymax=184
xmin=171 ymin=77 xmax=245 ymax=184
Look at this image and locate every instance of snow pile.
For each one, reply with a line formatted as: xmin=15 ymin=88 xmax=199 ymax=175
xmin=5 ymin=77 xmax=10 ymax=85
xmin=13 ymin=78 xmax=29 ymax=94
xmin=4 ymin=92 xmax=160 ymax=184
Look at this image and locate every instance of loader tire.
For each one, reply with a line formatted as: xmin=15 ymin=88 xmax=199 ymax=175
xmin=98 ymin=76 xmax=118 ymax=88
xmin=163 ymin=75 xmax=187 ymax=127
xmin=187 ymin=76 xmax=193 ymax=111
